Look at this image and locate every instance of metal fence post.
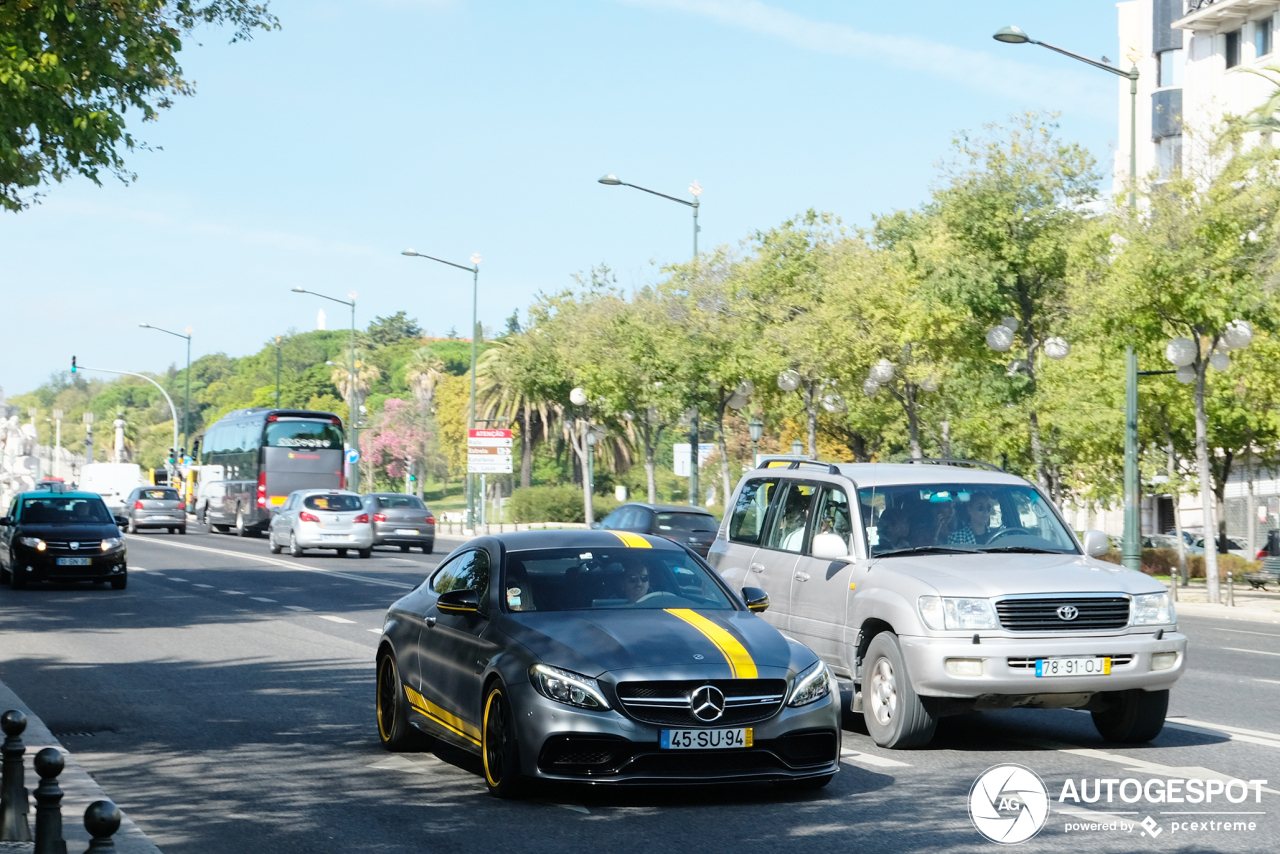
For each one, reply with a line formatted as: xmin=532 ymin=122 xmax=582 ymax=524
xmin=33 ymin=747 xmax=65 ymax=854
xmin=1 ymin=710 xmax=32 ymax=842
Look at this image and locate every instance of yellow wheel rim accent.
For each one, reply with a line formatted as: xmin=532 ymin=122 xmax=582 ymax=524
xmin=482 ymin=688 xmax=502 ymax=787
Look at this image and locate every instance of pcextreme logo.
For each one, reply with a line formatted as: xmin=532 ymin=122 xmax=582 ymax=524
xmin=969 ymin=765 xmax=1269 ymax=845
xmin=969 ymin=764 xmax=1051 ymax=844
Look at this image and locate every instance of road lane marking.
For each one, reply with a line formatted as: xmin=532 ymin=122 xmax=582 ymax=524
xmin=122 ymin=537 xmax=415 ymax=589
xmin=222 ymin=590 xmax=245 ymax=595
xmin=1017 ymin=736 xmax=1280 ymax=795
xmin=318 ymin=615 xmax=355 ymax=624
xmin=168 ymin=578 xmax=188 ymax=583
xmin=250 ymin=597 xmax=276 ymax=603
xmin=1257 ymin=678 xmax=1280 ymax=686
xmin=367 ymin=628 xmax=382 ymax=634
xmin=840 ymin=748 xmax=911 ymax=768
xmin=1223 ymin=647 xmax=1280 ymax=656
xmin=192 ymin=584 xmax=214 ymax=589
xmin=1165 ymin=716 xmax=1280 ymax=748
xmin=283 ymin=605 xmax=311 ymax=612
xmin=1211 ymin=627 xmax=1280 ymax=639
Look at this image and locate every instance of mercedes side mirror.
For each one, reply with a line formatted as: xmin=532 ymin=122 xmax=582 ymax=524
xmin=437 ymin=588 xmax=480 ymax=614
xmin=811 ymin=532 xmax=850 ymax=560
xmin=1082 ymin=529 xmax=1110 ymax=558
xmin=742 ymin=587 xmax=770 ymax=613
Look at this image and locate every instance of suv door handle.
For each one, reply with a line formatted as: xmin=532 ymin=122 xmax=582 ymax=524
xmin=794 ymin=571 xmax=810 ymax=582
xmin=750 ymin=563 xmax=765 ymax=573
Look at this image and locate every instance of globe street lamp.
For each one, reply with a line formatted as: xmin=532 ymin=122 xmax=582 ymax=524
xmin=403 ymin=249 xmax=482 ymax=528
xmin=599 ymin=173 xmax=703 ymax=507
xmin=139 ymin=323 xmax=192 ymax=459
xmin=292 ymin=287 xmax=360 ymax=492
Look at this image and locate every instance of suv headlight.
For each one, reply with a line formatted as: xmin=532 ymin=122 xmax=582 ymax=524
xmin=1132 ymin=592 xmax=1174 ymax=626
xmin=918 ymin=596 xmax=998 ymax=630
xmin=787 ymin=659 xmax=831 ymax=707
xmin=530 ymin=664 xmax=610 ymax=710
xmin=19 ymin=537 xmax=46 ymax=551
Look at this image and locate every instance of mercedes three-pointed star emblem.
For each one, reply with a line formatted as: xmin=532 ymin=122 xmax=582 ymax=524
xmin=689 ymin=685 xmax=726 ymax=722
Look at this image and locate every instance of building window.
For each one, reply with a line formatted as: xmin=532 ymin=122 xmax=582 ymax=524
xmin=1257 ymin=17 xmax=1274 ymax=58
xmin=1158 ymin=49 xmax=1184 ymax=87
xmin=1156 ymin=136 xmax=1183 ymax=181
xmin=1226 ymin=29 xmax=1241 ymax=68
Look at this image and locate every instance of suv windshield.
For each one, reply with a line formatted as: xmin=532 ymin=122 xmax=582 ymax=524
xmin=859 ymin=482 xmax=1078 ymax=556
xmin=502 ymin=547 xmax=734 ymax=612
xmin=20 ymin=496 xmax=113 ymax=524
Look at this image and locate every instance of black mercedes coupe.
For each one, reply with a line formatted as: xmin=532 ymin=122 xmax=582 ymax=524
xmin=374 ymin=529 xmax=840 ymax=797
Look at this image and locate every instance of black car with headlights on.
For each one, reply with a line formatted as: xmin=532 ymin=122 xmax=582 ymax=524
xmin=0 ymin=490 xmax=127 ymax=589
xmin=374 ymin=529 xmax=839 ymax=797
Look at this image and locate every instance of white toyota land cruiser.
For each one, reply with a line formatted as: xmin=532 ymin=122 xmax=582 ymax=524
xmin=708 ymin=458 xmax=1187 ymax=749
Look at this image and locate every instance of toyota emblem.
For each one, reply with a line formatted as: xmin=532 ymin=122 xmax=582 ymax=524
xmin=1056 ymin=605 xmax=1079 ymax=621
xmin=69 ymin=542 xmax=79 ymax=551
xmin=689 ymin=685 xmax=726 ymax=722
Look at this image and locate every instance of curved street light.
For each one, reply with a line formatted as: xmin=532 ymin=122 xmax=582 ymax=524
xmin=139 ymin=323 xmax=192 ymax=459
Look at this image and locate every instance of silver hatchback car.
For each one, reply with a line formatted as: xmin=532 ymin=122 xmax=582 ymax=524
xmin=123 ymin=486 xmax=187 ymax=534
xmin=709 ymin=458 xmax=1186 ymax=749
xmin=268 ymin=489 xmax=374 ymax=558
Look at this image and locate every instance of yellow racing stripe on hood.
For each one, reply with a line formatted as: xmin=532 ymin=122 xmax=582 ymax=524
xmin=665 ymin=609 xmax=758 ymax=678
xmin=611 ymin=531 xmax=651 ymax=548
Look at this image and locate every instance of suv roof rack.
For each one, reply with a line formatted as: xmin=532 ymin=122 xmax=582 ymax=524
xmin=755 ymin=456 xmax=843 ymax=476
xmin=896 ymin=457 xmax=1004 ymax=472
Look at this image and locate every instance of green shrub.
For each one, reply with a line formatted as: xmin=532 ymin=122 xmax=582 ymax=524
xmin=508 ymin=485 xmax=619 ymax=524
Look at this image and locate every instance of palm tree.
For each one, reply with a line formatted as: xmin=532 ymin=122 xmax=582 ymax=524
xmin=404 ymin=348 xmax=446 ymax=412
xmin=476 ymin=344 xmax=560 ymax=489
xmin=330 ymin=350 xmax=381 ymax=421
xmin=1242 ymin=66 xmax=1280 ymax=133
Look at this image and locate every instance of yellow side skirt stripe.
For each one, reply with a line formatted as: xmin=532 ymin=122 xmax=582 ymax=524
xmin=404 ymin=685 xmax=482 ymax=745
xmin=664 ymin=608 xmax=758 ymax=679
xmin=611 ymin=531 xmax=651 ymax=548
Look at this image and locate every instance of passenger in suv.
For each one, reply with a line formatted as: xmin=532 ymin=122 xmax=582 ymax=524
xmin=708 ymin=458 xmax=1186 ymax=749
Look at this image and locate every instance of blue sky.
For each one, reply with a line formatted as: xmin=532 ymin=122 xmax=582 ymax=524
xmin=1 ymin=0 xmax=1129 ymax=397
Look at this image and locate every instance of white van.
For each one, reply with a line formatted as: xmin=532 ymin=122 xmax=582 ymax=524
xmin=78 ymin=463 xmax=144 ymax=517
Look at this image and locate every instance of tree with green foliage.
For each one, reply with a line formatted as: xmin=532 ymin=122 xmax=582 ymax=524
xmin=1 ymin=1 xmax=278 ymax=211
xmin=363 ymin=312 xmax=422 ymax=348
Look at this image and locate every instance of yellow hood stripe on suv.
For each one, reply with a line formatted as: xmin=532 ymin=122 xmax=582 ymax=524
xmin=611 ymin=531 xmax=651 ymax=548
xmin=665 ymin=609 xmax=758 ymax=678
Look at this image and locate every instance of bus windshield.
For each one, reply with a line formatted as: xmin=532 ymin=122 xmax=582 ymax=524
xmin=266 ymin=420 xmax=343 ymax=450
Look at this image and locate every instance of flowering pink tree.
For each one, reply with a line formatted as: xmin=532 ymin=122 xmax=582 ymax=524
xmin=361 ymin=398 xmax=436 ymax=491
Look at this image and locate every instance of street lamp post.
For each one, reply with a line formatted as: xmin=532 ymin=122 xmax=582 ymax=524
xmin=292 ymin=287 xmax=359 ymax=492
xmin=995 ymin=24 xmax=1145 ymax=569
xmin=70 ymin=363 xmax=180 ymax=469
xmin=139 ymin=323 xmax=192 ymax=459
xmin=51 ymin=409 xmax=63 ymax=479
xmin=749 ymin=418 xmax=764 ymax=467
xmin=402 ymin=249 xmax=483 ymax=529
xmin=275 ymin=336 xmax=283 ymax=407
xmin=599 ymin=173 xmax=703 ymax=506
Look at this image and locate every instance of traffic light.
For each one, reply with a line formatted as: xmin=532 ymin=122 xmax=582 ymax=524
xmin=167 ymin=447 xmax=176 ymax=465
xmin=71 ymin=356 xmax=76 ymax=373
xmin=408 ymin=460 xmax=416 ymax=482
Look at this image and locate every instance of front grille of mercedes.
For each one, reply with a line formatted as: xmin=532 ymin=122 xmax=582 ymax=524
xmin=615 ymin=679 xmax=787 ymax=727
xmin=996 ymin=597 xmax=1131 ymax=631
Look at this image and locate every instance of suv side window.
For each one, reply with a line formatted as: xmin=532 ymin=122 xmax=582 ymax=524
xmin=765 ymin=482 xmax=819 ymax=554
xmin=728 ymin=479 xmax=780 ymax=545
xmin=811 ymin=486 xmax=853 ymax=549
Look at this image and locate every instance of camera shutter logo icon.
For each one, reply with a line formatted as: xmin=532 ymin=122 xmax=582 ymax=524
xmin=968 ymin=764 xmax=1049 ymax=844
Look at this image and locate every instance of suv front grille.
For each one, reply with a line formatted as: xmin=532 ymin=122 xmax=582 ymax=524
xmin=616 ymin=679 xmax=787 ymax=727
xmin=996 ymin=597 xmax=1130 ymax=631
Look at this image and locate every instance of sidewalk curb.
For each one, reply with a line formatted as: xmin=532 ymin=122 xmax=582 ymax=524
xmin=0 ymin=678 xmax=163 ymax=854
xmin=1174 ymin=600 xmax=1280 ymax=624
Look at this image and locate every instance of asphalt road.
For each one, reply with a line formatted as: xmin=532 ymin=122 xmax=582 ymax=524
xmin=0 ymin=526 xmax=1277 ymax=854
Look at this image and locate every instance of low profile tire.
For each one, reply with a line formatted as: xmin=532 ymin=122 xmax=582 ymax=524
xmin=359 ymin=548 xmax=372 ymax=559
xmin=1092 ymin=689 xmax=1169 ymax=743
xmin=482 ymin=683 xmax=525 ymax=799
xmin=400 ymin=545 xmax=410 ymax=553
xmin=110 ymin=574 xmax=127 ymax=590
xmin=423 ymin=541 xmax=434 ymax=555
xmin=862 ymin=632 xmax=937 ymax=749
xmin=376 ymin=652 xmax=428 ymax=751
xmin=289 ymin=531 xmax=304 ymax=558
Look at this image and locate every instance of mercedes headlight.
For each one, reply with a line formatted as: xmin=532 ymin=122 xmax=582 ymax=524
xmin=19 ymin=537 xmax=46 ymax=551
xmin=787 ymin=659 xmax=831 ymax=707
xmin=530 ymin=664 xmax=610 ymax=710
xmin=918 ymin=596 xmax=998 ymax=630
xmin=101 ymin=538 xmax=123 ymax=551
xmin=1132 ymin=592 xmax=1175 ymax=626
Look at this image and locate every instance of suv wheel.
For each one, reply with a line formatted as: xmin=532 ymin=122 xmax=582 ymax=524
xmin=862 ymin=632 xmax=937 ymax=749
xmin=1091 ymin=689 xmax=1168 ymax=743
